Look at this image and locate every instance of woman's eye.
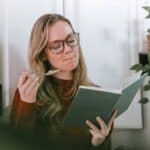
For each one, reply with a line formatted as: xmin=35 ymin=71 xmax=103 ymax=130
xmin=68 ymin=35 xmax=77 ymax=42
xmin=68 ymin=39 xmax=75 ymax=43
xmin=51 ymin=43 xmax=61 ymax=49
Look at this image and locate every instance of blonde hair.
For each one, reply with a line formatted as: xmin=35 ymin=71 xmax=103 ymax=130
xmin=28 ymin=14 xmax=91 ymax=121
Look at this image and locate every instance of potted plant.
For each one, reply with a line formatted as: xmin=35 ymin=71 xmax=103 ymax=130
xmin=130 ymin=6 xmax=150 ymax=104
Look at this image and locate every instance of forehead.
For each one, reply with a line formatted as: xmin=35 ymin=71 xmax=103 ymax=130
xmin=48 ymin=21 xmax=73 ymax=42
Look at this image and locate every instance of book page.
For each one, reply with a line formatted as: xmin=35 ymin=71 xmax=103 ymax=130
xmin=79 ymin=86 xmax=121 ymax=94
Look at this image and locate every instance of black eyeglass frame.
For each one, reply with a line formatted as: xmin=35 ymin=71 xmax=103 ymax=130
xmin=47 ymin=32 xmax=80 ymax=54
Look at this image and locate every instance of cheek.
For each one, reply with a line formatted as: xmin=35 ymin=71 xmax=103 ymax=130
xmin=75 ymin=48 xmax=80 ymax=62
xmin=45 ymin=51 xmax=62 ymax=68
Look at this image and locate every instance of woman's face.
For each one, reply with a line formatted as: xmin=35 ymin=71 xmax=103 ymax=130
xmin=45 ymin=21 xmax=80 ymax=73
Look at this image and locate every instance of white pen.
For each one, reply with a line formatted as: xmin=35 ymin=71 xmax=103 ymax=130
xmin=45 ymin=69 xmax=60 ymax=76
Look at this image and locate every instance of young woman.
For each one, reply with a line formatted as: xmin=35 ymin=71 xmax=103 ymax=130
xmin=10 ymin=14 xmax=116 ymax=150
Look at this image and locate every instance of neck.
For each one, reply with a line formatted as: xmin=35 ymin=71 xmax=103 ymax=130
xmin=53 ymin=71 xmax=73 ymax=80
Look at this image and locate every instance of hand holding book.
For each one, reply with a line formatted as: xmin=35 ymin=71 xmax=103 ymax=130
xmin=86 ymin=109 xmax=117 ymax=146
xmin=63 ymin=74 xmax=146 ymax=128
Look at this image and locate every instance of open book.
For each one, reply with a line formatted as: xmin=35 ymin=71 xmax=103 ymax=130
xmin=63 ymin=74 xmax=147 ymax=128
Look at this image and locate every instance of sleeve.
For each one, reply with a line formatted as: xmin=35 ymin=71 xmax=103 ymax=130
xmin=10 ymin=89 xmax=36 ymax=131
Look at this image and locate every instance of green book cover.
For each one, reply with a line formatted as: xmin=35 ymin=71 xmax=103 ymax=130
xmin=63 ymin=74 xmax=146 ymax=128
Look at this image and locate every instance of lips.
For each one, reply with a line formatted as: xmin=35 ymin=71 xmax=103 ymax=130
xmin=64 ymin=56 xmax=75 ymax=62
xmin=63 ymin=57 xmax=77 ymax=67
xmin=63 ymin=55 xmax=79 ymax=69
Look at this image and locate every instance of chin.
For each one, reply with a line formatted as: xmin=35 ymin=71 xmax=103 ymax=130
xmin=63 ymin=63 xmax=78 ymax=72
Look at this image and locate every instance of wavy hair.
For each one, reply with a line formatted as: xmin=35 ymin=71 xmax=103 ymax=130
xmin=28 ymin=14 xmax=91 ymax=121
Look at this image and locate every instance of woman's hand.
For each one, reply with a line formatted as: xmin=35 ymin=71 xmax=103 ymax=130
xmin=86 ymin=110 xmax=117 ymax=147
xmin=18 ymin=71 xmax=40 ymax=103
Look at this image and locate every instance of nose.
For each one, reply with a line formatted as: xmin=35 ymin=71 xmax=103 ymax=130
xmin=63 ymin=42 xmax=72 ymax=54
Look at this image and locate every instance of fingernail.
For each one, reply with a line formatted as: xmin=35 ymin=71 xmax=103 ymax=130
xmin=96 ymin=116 xmax=100 ymax=120
xmin=86 ymin=120 xmax=89 ymax=124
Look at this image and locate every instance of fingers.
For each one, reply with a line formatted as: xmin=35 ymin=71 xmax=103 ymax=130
xmin=86 ymin=118 xmax=110 ymax=147
xmin=17 ymin=71 xmax=40 ymax=103
xmin=23 ymin=76 xmax=34 ymax=91
xmin=18 ymin=72 xmax=28 ymax=89
xmin=19 ymin=72 xmax=38 ymax=88
xmin=88 ymin=129 xmax=104 ymax=139
xmin=96 ymin=116 xmax=110 ymax=136
xmin=96 ymin=116 xmax=107 ymax=131
xmin=107 ymin=109 xmax=117 ymax=129
xmin=86 ymin=112 xmax=117 ymax=147
xmin=86 ymin=120 xmax=99 ymax=131
xmin=86 ymin=116 xmax=111 ymax=137
xmin=25 ymin=77 xmax=39 ymax=95
xmin=88 ymin=129 xmax=95 ymax=136
xmin=23 ymin=74 xmax=39 ymax=92
xmin=86 ymin=117 xmax=109 ymax=136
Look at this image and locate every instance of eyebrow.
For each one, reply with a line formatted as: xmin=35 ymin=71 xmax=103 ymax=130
xmin=48 ymin=32 xmax=74 ymax=43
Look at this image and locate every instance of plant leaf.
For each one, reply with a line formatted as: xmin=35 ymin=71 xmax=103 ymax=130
xmin=145 ymin=14 xmax=150 ymax=19
xmin=142 ymin=65 xmax=150 ymax=73
xmin=143 ymin=6 xmax=150 ymax=18
xmin=147 ymin=29 xmax=150 ymax=34
xmin=143 ymin=84 xmax=150 ymax=91
xmin=130 ymin=64 xmax=143 ymax=72
xmin=138 ymin=97 xmax=149 ymax=104
xmin=144 ymin=64 xmax=150 ymax=69
xmin=143 ymin=6 xmax=150 ymax=12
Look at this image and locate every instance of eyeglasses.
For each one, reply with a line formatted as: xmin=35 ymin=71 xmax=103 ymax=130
xmin=47 ymin=32 xmax=79 ymax=54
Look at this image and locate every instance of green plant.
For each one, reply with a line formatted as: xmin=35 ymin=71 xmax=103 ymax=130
xmin=143 ymin=6 xmax=150 ymax=32
xmin=130 ymin=6 xmax=150 ymax=104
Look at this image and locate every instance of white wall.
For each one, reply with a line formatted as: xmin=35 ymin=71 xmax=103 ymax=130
xmin=64 ymin=0 xmax=150 ymax=149
xmin=112 ymin=0 xmax=150 ymax=149
xmin=0 ymin=0 xmax=3 ymax=83
xmin=2 ymin=0 xmax=64 ymax=108
xmin=64 ymin=0 xmax=143 ymax=129
xmin=7 ymin=0 xmax=53 ymax=106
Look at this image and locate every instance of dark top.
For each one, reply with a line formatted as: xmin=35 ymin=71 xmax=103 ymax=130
xmin=10 ymin=77 xmax=112 ymax=150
